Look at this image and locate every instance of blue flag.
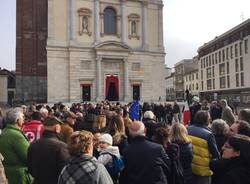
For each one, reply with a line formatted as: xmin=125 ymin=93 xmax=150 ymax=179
xmin=130 ymin=100 xmax=140 ymax=120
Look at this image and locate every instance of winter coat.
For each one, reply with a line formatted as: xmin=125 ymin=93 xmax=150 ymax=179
xmin=98 ymin=146 xmax=120 ymax=166
xmin=210 ymin=157 xmax=250 ymax=184
xmin=22 ymin=120 xmax=44 ymax=143
xmin=120 ymin=136 xmax=171 ymax=184
xmin=221 ymin=106 xmax=235 ymax=126
xmin=189 ymin=103 xmax=201 ymax=124
xmin=59 ymin=154 xmax=113 ymax=184
xmin=27 ymin=130 xmax=70 ymax=184
xmin=0 ymin=153 xmax=8 ymax=184
xmin=178 ymin=143 xmax=193 ymax=184
xmin=0 ymin=124 xmax=32 ymax=184
xmin=187 ymin=125 xmax=220 ymax=176
xmin=214 ymin=134 xmax=227 ymax=153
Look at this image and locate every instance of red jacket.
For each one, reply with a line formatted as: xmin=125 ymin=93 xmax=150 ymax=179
xmin=22 ymin=120 xmax=44 ymax=142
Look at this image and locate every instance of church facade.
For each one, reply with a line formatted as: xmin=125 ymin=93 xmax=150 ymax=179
xmin=47 ymin=0 xmax=165 ymax=103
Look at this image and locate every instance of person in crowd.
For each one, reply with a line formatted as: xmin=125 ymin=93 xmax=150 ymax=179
xmin=92 ymin=114 xmax=107 ymax=132
xmin=165 ymin=103 xmax=173 ymax=125
xmin=173 ymin=101 xmax=181 ymax=123
xmin=22 ymin=111 xmax=44 ymax=143
xmin=27 ymin=116 xmax=70 ymax=184
xmin=98 ymin=133 xmax=122 ymax=183
xmin=0 ymin=108 xmax=32 ymax=184
xmin=39 ymin=107 xmax=49 ymax=122
xmin=120 ymin=121 xmax=171 ymax=184
xmin=106 ymin=115 xmax=128 ymax=156
xmin=201 ymin=100 xmax=209 ymax=111
xmin=238 ymin=109 xmax=250 ymax=124
xmin=187 ymin=110 xmax=220 ymax=184
xmin=142 ymin=110 xmax=158 ymax=140
xmin=229 ymin=120 xmax=250 ymax=137
xmin=0 ymin=153 xmax=8 ymax=184
xmin=210 ymin=134 xmax=250 ymax=184
xmin=58 ymin=130 xmax=113 ymax=184
xmin=152 ymin=126 xmax=184 ymax=184
xmin=60 ymin=111 xmax=77 ymax=144
xmin=93 ymin=131 xmax=101 ymax=158
xmin=0 ymin=108 xmax=6 ymax=130
xmin=189 ymin=96 xmax=201 ymax=125
xmin=209 ymin=101 xmax=222 ymax=121
xmin=211 ymin=119 xmax=229 ymax=152
xmin=170 ymin=123 xmax=193 ymax=184
xmin=220 ymin=99 xmax=235 ymax=126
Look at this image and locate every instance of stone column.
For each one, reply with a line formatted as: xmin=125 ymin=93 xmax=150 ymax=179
xmin=158 ymin=4 xmax=164 ymax=49
xmin=69 ymin=0 xmax=76 ymax=41
xmin=47 ymin=0 xmax=54 ymax=42
xmin=142 ymin=1 xmax=148 ymax=50
xmin=94 ymin=0 xmax=100 ymax=43
xmin=124 ymin=58 xmax=129 ymax=102
xmin=96 ymin=57 xmax=102 ymax=101
xmin=121 ymin=0 xmax=127 ymax=43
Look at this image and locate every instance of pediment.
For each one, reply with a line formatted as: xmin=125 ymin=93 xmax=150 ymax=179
xmin=94 ymin=41 xmax=131 ymax=52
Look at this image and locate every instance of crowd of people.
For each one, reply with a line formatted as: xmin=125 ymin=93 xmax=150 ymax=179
xmin=0 ymin=98 xmax=250 ymax=184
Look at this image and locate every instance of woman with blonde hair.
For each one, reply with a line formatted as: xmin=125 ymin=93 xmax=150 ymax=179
xmin=106 ymin=115 xmax=128 ymax=155
xmin=170 ymin=123 xmax=193 ymax=184
xmin=92 ymin=115 xmax=107 ymax=132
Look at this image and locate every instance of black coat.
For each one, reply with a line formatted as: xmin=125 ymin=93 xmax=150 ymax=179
xmin=27 ymin=130 xmax=71 ymax=184
xmin=178 ymin=143 xmax=193 ymax=184
xmin=210 ymin=157 xmax=250 ymax=184
xmin=120 ymin=136 xmax=171 ymax=184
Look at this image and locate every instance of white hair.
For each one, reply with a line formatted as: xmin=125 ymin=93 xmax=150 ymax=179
xmin=40 ymin=107 xmax=48 ymax=114
xmin=143 ymin=111 xmax=154 ymax=119
xmin=6 ymin=108 xmax=23 ymax=125
xmin=129 ymin=121 xmax=145 ymax=137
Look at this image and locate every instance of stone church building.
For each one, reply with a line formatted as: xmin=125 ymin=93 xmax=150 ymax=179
xmin=17 ymin=0 xmax=166 ymax=103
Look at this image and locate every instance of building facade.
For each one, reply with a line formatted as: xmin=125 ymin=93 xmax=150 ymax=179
xmin=198 ymin=19 xmax=250 ymax=104
xmin=165 ymin=72 xmax=175 ymax=101
xmin=174 ymin=59 xmax=197 ymax=100
xmin=16 ymin=0 xmax=48 ymax=103
xmin=183 ymin=69 xmax=199 ymax=97
xmin=47 ymin=0 xmax=166 ymax=103
xmin=0 ymin=68 xmax=15 ymax=106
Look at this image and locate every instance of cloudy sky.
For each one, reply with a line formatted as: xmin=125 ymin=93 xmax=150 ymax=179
xmin=0 ymin=0 xmax=250 ymax=70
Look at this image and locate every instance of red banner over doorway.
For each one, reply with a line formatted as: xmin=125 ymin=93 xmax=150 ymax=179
xmin=105 ymin=75 xmax=119 ymax=101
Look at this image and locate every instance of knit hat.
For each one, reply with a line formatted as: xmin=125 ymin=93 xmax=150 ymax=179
xmin=100 ymin=133 xmax=113 ymax=145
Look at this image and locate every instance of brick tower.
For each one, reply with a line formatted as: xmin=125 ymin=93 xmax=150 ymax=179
xmin=16 ymin=0 xmax=48 ymax=103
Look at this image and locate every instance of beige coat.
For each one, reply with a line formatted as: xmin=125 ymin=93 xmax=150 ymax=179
xmin=0 ymin=153 xmax=8 ymax=184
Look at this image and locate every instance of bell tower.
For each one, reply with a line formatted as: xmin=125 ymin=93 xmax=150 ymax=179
xmin=16 ymin=0 xmax=48 ymax=103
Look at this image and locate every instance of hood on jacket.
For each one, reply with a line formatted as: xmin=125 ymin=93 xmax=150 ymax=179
xmin=100 ymin=145 xmax=120 ymax=157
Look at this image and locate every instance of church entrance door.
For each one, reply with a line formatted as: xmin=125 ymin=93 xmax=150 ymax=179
xmin=105 ymin=75 xmax=119 ymax=101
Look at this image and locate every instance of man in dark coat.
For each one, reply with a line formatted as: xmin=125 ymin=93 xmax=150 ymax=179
xmin=27 ymin=116 xmax=71 ymax=184
xmin=120 ymin=121 xmax=171 ymax=184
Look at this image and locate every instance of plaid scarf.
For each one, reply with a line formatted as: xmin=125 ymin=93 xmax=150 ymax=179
xmin=58 ymin=154 xmax=98 ymax=184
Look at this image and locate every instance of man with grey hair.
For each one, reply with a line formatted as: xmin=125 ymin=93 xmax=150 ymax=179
xmin=120 ymin=121 xmax=171 ymax=184
xmin=211 ymin=119 xmax=229 ymax=152
xmin=0 ymin=108 xmax=32 ymax=184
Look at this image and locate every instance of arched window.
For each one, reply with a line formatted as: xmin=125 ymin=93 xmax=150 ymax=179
xmin=104 ymin=7 xmax=116 ymax=34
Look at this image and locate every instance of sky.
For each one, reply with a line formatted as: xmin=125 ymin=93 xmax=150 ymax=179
xmin=0 ymin=0 xmax=250 ymax=70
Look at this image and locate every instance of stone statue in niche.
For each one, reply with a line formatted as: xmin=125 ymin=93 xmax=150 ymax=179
xmin=131 ymin=20 xmax=136 ymax=35
xmin=82 ymin=16 xmax=88 ymax=32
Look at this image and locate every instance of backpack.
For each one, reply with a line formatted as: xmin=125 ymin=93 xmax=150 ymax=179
xmin=165 ymin=144 xmax=184 ymax=184
xmin=101 ymin=153 xmax=124 ymax=177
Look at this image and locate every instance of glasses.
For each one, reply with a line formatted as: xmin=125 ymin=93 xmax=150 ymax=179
xmin=99 ymin=141 xmax=108 ymax=144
